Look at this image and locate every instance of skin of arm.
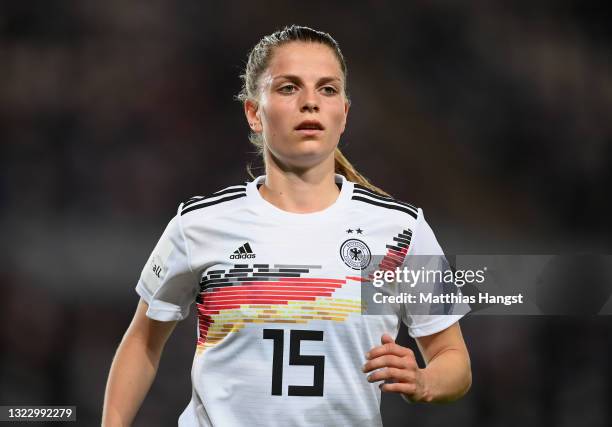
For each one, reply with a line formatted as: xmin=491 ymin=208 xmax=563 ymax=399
xmin=363 ymin=322 xmax=471 ymax=403
xmin=414 ymin=322 xmax=472 ymax=402
xmin=102 ymin=299 xmax=177 ymax=426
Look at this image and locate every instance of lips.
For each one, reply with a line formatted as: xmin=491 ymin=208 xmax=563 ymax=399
xmin=295 ymin=120 xmax=324 ymax=130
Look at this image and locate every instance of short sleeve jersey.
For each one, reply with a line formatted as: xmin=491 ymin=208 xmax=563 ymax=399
xmin=136 ymin=174 xmax=466 ymax=427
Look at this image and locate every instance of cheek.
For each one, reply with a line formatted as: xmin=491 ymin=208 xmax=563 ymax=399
xmin=262 ymin=100 xmax=292 ymax=131
xmin=330 ymin=107 xmax=347 ymax=131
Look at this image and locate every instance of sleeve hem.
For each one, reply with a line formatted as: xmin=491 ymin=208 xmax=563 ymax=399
xmin=135 ymin=280 xmax=153 ymax=304
xmin=144 ymin=307 xmax=186 ymax=322
xmin=407 ymin=314 xmax=464 ymax=338
xmin=135 ymin=281 xmax=188 ymax=322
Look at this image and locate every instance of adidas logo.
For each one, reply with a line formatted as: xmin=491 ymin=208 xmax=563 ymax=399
xmin=230 ymin=242 xmax=256 ymax=259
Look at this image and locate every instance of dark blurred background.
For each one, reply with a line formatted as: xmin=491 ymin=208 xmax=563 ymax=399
xmin=1 ymin=0 xmax=611 ymax=425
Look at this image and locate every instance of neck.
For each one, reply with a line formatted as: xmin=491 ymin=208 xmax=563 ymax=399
xmin=259 ymin=153 xmax=340 ymax=214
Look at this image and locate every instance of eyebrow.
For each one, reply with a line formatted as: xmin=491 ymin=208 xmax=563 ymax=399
xmin=272 ymin=74 xmax=342 ymax=85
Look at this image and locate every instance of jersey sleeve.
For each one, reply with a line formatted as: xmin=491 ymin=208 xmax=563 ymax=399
xmin=400 ymin=208 xmax=470 ymax=337
xmin=135 ymin=204 xmax=198 ymax=321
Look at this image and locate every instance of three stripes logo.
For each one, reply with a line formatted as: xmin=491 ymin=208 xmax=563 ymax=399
xmin=230 ymin=242 xmax=256 ymax=259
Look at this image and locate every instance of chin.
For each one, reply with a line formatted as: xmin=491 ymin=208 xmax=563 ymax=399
xmin=274 ymin=147 xmax=334 ymax=169
xmin=267 ymin=136 xmax=337 ymax=168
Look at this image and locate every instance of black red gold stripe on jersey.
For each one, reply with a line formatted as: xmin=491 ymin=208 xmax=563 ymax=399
xmin=368 ymin=229 xmax=413 ymax=282
xmin=199 ymin=264 xmax=324 ymax=296
xmin=195 ymin=264 xmax=363 ymax=351
xmin=351 ymin=185 xmax=417 ymax=219
xmin=181 ymin=185 xmax=247 ymax=215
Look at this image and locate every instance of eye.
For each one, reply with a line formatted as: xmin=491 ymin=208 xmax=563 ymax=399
xmin=322 ymin=86 xmax=338 ymax=95
xmin=278 ymin=84 xmax=297 ymax=94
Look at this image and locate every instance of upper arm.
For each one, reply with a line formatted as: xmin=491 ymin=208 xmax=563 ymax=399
xmin=136 ymin=208 xmax=199 ymax=322
xmin=125 ymin=298 xmax=178 ymax=356
xmin=401 ymin=209 xmax=470 ymax=337
xmin=415 ymin=322 xmax=469 ymax=366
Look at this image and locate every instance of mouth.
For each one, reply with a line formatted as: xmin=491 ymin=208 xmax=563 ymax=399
xmin=295 ymin=128 xmax=323 ymax=136
xmin=295 ymin=120 xmax=324 ymax=134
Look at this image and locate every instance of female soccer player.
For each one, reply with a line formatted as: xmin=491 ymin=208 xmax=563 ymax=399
xmin=103 ymin=25 xmax=471 ymax=427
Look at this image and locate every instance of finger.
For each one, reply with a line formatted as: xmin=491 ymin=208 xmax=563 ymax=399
xmin=381 ymin=333 xmax=395 ymax=345
xmin=367 ymin=367 xmax=413 ymax=384
xmin=362 ymin=354 xmax=415 ymax=373
xmin=367 ymin=342 xmax=414 ymax=360
xmin=380 ymin=382 xmax=417 ymax=396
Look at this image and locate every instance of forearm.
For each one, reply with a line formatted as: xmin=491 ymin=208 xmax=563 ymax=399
xmin=102 ymin=335 xmax=161 ymax=426
xmin=418 ymin=348 xmax=471 ymax=403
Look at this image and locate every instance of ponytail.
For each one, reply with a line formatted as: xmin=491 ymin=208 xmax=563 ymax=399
xmin=334 ymin=148 xmax=390 ymax=197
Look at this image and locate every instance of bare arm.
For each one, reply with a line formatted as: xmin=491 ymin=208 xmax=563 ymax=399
xmin=102 ymin=299 xmax=177 ymax=426
xmin=364 ymin=322 xmax=471 ymax=403
xmin=414 ymin=322 xmax=471 ymax=402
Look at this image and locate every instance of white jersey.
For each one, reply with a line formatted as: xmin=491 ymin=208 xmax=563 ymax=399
xmin=135 ymin=174 xmax=466 ymax=427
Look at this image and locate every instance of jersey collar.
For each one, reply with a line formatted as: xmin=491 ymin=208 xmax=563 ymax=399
xmin=246 ymin=174 xmax=353 ymax=222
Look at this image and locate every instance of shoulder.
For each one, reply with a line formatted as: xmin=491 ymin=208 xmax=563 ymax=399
xmin=350 ymin=183 xmax=419 ymax=221
xmin=179 ymin=182 xmax=248 ymax=217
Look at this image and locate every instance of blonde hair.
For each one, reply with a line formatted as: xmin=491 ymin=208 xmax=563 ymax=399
xmin=236 ymin=24 xmax=390 ymax=197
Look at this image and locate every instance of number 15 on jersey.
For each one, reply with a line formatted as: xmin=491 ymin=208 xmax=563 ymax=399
xmin=263 ymin=329 xmax=325 ymax=396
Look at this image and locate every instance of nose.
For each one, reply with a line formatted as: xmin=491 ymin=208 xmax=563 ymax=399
xmin=300 ymin=89 xmax=319 ymax=113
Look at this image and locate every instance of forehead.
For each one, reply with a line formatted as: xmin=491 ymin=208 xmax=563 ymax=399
xmin=266 ymin=41 xmax=342 ymax=79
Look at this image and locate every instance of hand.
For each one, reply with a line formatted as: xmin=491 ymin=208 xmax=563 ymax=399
xmin=362 ymin=333 xmax=430 ymax=402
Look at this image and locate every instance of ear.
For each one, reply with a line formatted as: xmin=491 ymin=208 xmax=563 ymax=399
xmin=340 ymin=100 xmax=350 ymax=134
xmin=244 ymin=99 xmax=262 ymax=133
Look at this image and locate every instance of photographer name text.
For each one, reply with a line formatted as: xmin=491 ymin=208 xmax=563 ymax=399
xmin=373 ymin=292 xmax=524 ymax=306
